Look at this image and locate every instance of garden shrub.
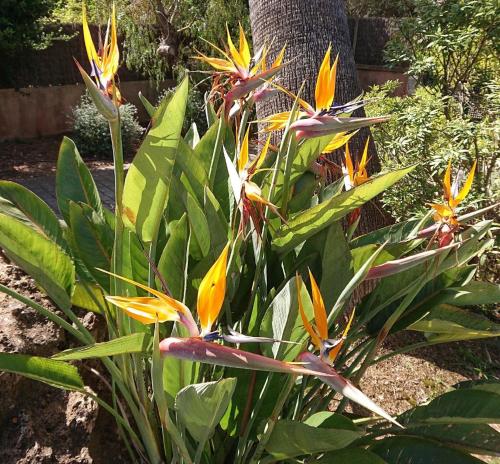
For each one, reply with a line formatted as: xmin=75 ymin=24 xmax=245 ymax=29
xmin=71 ymin=93 xmax=143 ymax=158
xmin=365 ymin=82 xmax=499 ymax=221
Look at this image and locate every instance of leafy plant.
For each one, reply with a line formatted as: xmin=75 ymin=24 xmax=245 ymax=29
xmin=72 ymin=94 xmax=143 ymax=158
xmin=0 ymin=6 xmax=499 ymax=464
xmin=365 ymin=83 xmax=499 ymax=221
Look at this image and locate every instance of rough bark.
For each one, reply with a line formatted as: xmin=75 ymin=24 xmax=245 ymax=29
xmin=249 ymin=0 xmax=392 ymax=233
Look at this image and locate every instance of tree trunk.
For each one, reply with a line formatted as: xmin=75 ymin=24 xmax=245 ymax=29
xmin=249 ymin=0 xmax=392 ymax=233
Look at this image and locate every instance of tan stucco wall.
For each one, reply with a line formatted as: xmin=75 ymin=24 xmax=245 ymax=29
xmin=0 ymin=80 xmax=174 ymax=141
xmin=357 ymin=65 xmax=408 ymax=97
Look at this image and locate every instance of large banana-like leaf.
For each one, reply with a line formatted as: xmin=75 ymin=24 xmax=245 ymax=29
xmin=68 ymin=202 xmax=114 ymax=290
xmin=122 ymin=77 xmax=188 ymax=242
xmin=56 ymin=136 xmax=103 ymax=223
xmin=175 ymin=378 xmax=236 ymax=443
xmin=0 ymin=181 xmax=67 ymax=252
xmin=0 ymin=352 xmax=83 ymax=390
xmin=408 ymin=304 xmax=500 ymax=342
xmin=371 ymin=436 xmax=485 ymax=463
xmin=264 ymin=412 xmax=362 ymax=460
xmin=157 ymin=214 xmax=189 ymax=300
xmin=272 ymin=166 xmax=415 ymax=253
xmin=53 ymin=333 xmax=152 ymax=360
xmin=0 ymin=212 xmax=75 ymax=310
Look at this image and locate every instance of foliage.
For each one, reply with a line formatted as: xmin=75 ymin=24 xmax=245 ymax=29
xmin=0 ymin=0 xmax=62 ymax=85
xmin=365 ymin=82 xmax=499 ymax=220
xmin=71 ymin=94 xmax=143 ymax=158
xmin=53 ymin=0 xmax=250 ymax=83
xmin=157 ymin=81 xmax=208 ymax=134
xmin=0 ymin=11 xmax=499 ymax=464
xmin=385 ymin=0 xmax=499 ymax=104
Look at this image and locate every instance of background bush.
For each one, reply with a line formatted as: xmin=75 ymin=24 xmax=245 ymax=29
xmin=71 ymin=94 xmax=143 ymax=158
xmin=366 ymin=82 xmax=499 ymax=221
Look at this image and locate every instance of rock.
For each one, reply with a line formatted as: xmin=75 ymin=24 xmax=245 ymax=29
xmin=16 ymin=443 xmax=54 ymax=464
xmin=65 ymin=391 xmax=98 ymax=435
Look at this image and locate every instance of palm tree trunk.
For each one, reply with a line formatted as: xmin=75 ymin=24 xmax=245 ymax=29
xmin=249 ymin=0 xmax=391 ymax=232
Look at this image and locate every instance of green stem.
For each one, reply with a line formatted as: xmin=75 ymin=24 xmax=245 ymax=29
xmin=109 ymin=117 xmax=125 ymax=292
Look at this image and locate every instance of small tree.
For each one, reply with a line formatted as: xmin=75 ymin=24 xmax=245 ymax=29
xmin=0 ymin=0 xmax=57 ymax=85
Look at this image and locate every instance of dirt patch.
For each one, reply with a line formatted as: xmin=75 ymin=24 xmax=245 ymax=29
xmin=0 ymin=135 xmax=133 ymax=181
xmin=360 ymin=331 xmax=500 ymax=416
xmin=0 ymin=254 xmax=128 ymax=464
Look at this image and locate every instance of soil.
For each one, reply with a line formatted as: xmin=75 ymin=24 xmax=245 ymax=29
xmin=0 ymin=135 xmax=134 ymax=180
xmin=0 ymin=254 xmax=129 ymax=464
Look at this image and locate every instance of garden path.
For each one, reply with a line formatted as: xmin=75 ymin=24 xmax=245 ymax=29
xmin=15 ymin=166 xmax=125 ymax=213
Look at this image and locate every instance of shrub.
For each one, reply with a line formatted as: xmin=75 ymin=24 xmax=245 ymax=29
xmin=365 ymin=82 xmax=499 ymax=221
xmin=71 ymin=94 xmax=143 ymax=158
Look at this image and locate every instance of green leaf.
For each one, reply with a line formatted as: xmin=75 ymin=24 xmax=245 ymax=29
xmin=163 ymin=324 xmax=198 ymax=407
xmin=175 ymin=378 xmax=236 ymax=442
xmin=317 ymin=448 xmax=386 ymax=464
xmin=138 ymin=91 xmax=156 ymax=118
xmin=260 ymin=277 xmax=313 ymax=361
xmin=176 ymin=138 xmax=209 ymax=205
xmin=351 ymin=217 xmax=423 ymax=247
xmin=53 ymin=333 xmax=152 ymax=360
xmin=0 ymin=181 xmax=67 ymax=252
xmin=184 ymin=122 xmax=200 ymax=148
xmin=157 ymin=214 xmax=189 ymax=300
xmin=122 ymin=228 xmax=150 ymax=297
xmin=400 ymin=388 xmax=500 ymax=425
xmin=122 ymin=77 xmax=188 ymax=242
xmin=0 ymin=212 xmax=75 ymax=310
xmin=264 ymin=417 xmax=361 ymax=460
xmin=56 ymin=137 xmax=103 ymax=223
xmin=408 ymin=304 xmax=500 ymax=342
xmin=441 ymin=281 xmax=500 ymax=307
xmin=0 ymin=352 xmax=83 ymax=390
xmin=371 ymin=436 xmax=485 ymax=463
xmin=273 ymin=166 xmax=415 ymax=253
xmin=71 ymin=282 xmax=106 ymax=313
xmin=68 ymin=202 xmax=114 ymax=290
xmin=401 ymin=423 xmax=500 ymax=456
xmin=185 ymin=192 xmax=210 ymax=259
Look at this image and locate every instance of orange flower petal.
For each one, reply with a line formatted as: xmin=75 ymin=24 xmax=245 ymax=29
xmin=296 ymin=275 xmax=322 ymax=350
xmin=82 ymin=3 xmax=100 ymax=71
xmin=308 ymin=270 xmax=328 ymax=341
xmin=238 ymin=23 xmax=251 ymax=69
xmin=238 ymin=128 xmax=250 ymax=174
xmin=105 ymin=296 xmax=180 ymax=324
xmin=328 ymin=308 xmax=356 ymax=362
xmin=322 ymin=130 xmax=358 ymax=154
xmin=443 ymin=159 xmax=452 ymax=201
xmin=452 ymin=160 xmax=476 ymax=207
xmin=197 ymin=243 xmax=230 ymax=334
xmin=315 ymin=46 xmax=333 ymax=111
